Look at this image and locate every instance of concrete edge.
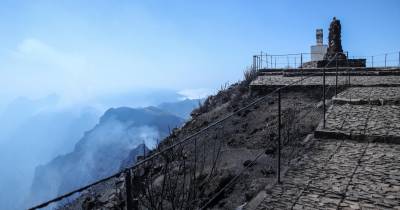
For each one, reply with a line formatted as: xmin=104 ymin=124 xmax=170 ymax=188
xmin=332 ymin=97 xmax=400 ymax=106
xmin=314 ymin=129 xmax=400 ymax=144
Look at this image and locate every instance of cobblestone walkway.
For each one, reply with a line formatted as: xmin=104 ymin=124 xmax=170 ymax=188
xmin=333 ymin=87 xmax=400 ymax=105
xmin=250 ymin=75 xmax=400 ymax=87
xmin=255 ymin=140 xmax=400 ymax=210
xmin=254 ymin=86 xmax=400 ymax=209
xmin=315 ymin=87 xmax=400 ymax=143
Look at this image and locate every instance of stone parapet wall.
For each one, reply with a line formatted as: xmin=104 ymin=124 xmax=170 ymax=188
xmin=302 ymin=59 xmax=366 ymax=68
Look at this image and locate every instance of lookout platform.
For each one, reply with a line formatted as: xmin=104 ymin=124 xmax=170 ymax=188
xmin=250 ymin=68 xmax=400 ymax=94
xmin=250 ymin=80 xmax=400 ymax=210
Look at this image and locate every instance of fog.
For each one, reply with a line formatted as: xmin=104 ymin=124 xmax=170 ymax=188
xmin=0 ymin=89 xmax=205 ymax=210
xmin=26 ymin=121 xmax=162 ymax=208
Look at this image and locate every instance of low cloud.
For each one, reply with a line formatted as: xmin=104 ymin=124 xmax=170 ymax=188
xmin=178 ymin=88 xmax=213 ymax=100
xmin=1 ymin=38 xmax=93 ymax=107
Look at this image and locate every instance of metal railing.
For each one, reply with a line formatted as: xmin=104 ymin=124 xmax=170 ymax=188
xmin=199 ymin=53 xmax=351 ymax=209
xmin=252 ymin=51 xmax=400 ymax=70
xmin=30 ymin=53 xmax=356 ymax=210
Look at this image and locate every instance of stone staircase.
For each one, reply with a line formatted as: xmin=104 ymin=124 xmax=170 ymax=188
xmin=315 ymin=87 xmax=400 ymax=144
xmin=249 ymin=86 xmax=400 ymax=210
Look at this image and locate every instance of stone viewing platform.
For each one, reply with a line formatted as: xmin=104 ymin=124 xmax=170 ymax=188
xmin=250 ymin=74 xmax=400 ymax=93
xmin=254 ymin=139 xmax=400 ymax=210
xmin=251 ymin=85 xmax=400 ymax=210
xmin=258 ymin=67 xmax=400 ymax=77
xmin=333 ymin=87 xmax=400 ymax=105
xmin=246 ymin=16 xmax=400 ymax=210
xmin=315 ymin=87 xmax=400 ymax=143
xmin=302 ymin=59 xmax=366 ymax=68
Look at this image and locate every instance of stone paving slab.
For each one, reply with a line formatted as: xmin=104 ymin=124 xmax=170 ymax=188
xmin=284 ymin=141 xmax=342 ymax=186
xmin=334 ymin=87 xmax=400 ymax=105
xmin=250 ymin=75 xmax=400 ymax=87
xmin=253 ymin=81 xmax=400 ymax=210
xmin=254 ymin=140 xmax=400 ymax=210
xmin=366 ymin=105 xmax=400 ymax=138
xmin=315 ymin=104 xmax=371 ymax=139
xmin=343 ymin=143 xmax=400 ymax=210
xmin=256 ymin=140 xmax=343 ymax=210
xmin=308 ymin=142 xmax=364 ymax=194
xmin=293 ymin=189 xmax=342 ymax=210
xmin=315 ymin=103 xmax=400 ymax=143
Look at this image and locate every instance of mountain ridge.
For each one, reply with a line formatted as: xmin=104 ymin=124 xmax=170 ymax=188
xmin=26 ymin=105 xmax=187 ymax=208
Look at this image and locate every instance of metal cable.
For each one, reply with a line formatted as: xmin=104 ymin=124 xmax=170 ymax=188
xmin=29 ymin=54 xmax=340 ymax=210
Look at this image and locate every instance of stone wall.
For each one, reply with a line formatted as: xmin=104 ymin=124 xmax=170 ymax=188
xmin=302 ymin=59 xmax=366 ymax=68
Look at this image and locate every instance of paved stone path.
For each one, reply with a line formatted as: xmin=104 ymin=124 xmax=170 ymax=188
xmin=255 ymin=139 xmax=400 ymax=210
xmin=253 ymin=86 xmax=400 ymax=209
xmin=250 ymin=75 xmax=400 ymax=87
xmin=316 ymin=87 xmax=400 ymax=143
xmin=334 ymin=87 xmax=400 ymax=105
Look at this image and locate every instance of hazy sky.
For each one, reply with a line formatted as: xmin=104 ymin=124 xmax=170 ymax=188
xmin=0 ymin=0 xmax=399 ymax=106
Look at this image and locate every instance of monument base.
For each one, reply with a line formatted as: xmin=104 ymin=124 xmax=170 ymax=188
xmin=302 ymin=59 xmax=366 ymax=68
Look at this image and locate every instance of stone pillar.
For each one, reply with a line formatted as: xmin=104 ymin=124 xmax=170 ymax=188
xmin=324 ymin=17 xmax=347 ymax=61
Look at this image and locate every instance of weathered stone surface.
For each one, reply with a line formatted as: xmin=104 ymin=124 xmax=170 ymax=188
xmin=366 ymin=105 xmax=400 ymax=138
xmin=254 ymin=84 xmax=400 ymax=210
xmin=250 ymin=75 xmax=400 ymax=88
xmin=315 ymin=87 xmax=400 ymax=143
xmin=334 ymin=87 xmax=400 ymax=105
xmin=254 ymin=139 xmax=400 ymax=210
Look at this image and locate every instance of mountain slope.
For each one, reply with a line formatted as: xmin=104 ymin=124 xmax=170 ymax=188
xmin=0 ymin=96 xmax=99 ymax=210
xmin=157 ymin=99 xmax=201 ymax=119
xmin=27 ymin=106 xmax=184 ymax=208
xmin=55 ymin=75 xmax=325 ymax=210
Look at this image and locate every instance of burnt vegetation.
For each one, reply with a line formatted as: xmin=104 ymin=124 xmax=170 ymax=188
xmin=58 ymin=68 xmax=325 ymax=210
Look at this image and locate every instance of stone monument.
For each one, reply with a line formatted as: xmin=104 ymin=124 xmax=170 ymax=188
xmin=310 ymin=29 xmax=328 ymax=61
xmin=303 ymin=17 xmax=366 ymax=68
xmin=324 ymin=17 xmax=347 ymax=61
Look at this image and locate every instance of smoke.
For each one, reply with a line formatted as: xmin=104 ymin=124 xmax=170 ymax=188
xmin=0 ymin=90 xmax=192 ymax=210
xmin=0 ymin=96 xmax=100 ymax=210
xmin=25 ymin=117 xmax=164 ymax=208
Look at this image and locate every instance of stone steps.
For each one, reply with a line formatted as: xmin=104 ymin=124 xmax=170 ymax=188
xmin=251 ymin=87 xmax=400 ymax=210
xmin=258 ymin=67 xmax=400 ymax=77
xmin=314 ymin=87 xmax=400 ymax=144
xmin=252 ymin=139 xmax=400 ymax=210
xmin=250 ymin=75 xmax=400 ymax=89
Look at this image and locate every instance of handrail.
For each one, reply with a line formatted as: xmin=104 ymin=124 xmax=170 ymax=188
xmin=252 ymin=50 xmax=400 ymax=70
xmin=199 ymin=52 xmax=340 ymax=210
xmin=28 ymin=52 xmax=342 ymax=210
xmin=29 ymin=70 xmax=318 ymax=210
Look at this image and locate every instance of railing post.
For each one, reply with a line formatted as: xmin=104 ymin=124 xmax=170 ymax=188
xmin=323 ymin=66 xmax=326 ymax=129
xmin=125 ymin=169 xmax=134 ymax=210
xmin=266 ymin=53 xmax=268 ymax=68
xmin=300 ymin=53 xmax=303 ymax=68
xmin=257 ymin=55 xmax=259 ymax=70
xmin=256 ymin=56 xmax=258 ymax=70
xmin=253 ymin=55 xmax=256 ymax=71
xmin=372 ymin=56 xmax=374 ymax=68
xmin=335 ymin=56 xmax=338 ymax=97
xmin=286 ymin=55 xmax=289 ymax=68
xmin=256 ymin=55 xmax=259 ymax=70
xmin=260 ymin=51 xmax=263 ymax=69
xmin=398 ymin=51 xmax=400 ymax=67
xmin=385 ymin=53 xmax=387 ymax=68
xmin=277 ymin=89 xmax=281 ymax=184
xmin=271 ymin=55 xmax=273 ymax=69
